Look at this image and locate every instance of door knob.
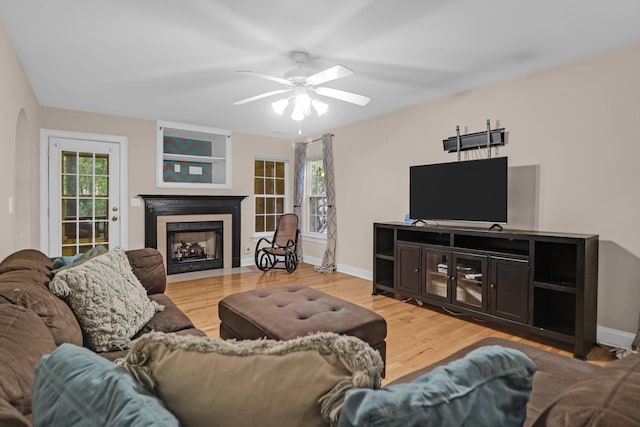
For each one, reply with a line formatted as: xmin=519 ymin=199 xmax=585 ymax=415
xmin=112 ymin=207 xmax=118 ymax=212
xmin=112 ymin=216 xmax=118 ymax=221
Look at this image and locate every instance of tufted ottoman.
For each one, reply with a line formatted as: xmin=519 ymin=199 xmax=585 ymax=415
xmin=218 ymin=284 xmax=387 ymax=374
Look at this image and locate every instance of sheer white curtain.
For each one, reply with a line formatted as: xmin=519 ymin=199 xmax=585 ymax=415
xmin=293 ymin=142 xmax=307 ymax=261
xmin=315 ymin=133 xmax=337 ymax=273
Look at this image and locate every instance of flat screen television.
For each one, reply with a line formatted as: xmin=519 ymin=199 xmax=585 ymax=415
xmin=410 ymin=157 xmax=508 ymax=224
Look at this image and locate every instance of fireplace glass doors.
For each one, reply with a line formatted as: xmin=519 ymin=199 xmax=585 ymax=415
xmin=166 ymin=221 xmax=223 ymax=274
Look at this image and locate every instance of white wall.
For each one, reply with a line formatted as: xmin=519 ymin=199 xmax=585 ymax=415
xmin=0 ymin=20 xmax=42 ymax=260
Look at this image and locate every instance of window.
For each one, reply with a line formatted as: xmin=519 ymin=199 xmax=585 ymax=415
xmin=254 ymin=159 xmax=287 ymax=233
xmin=307 ymin=158 xmax=327 ymax=235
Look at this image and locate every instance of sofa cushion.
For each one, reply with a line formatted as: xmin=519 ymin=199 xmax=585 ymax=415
xmin=0 ymin=272 xmax=82 ymax=346
xmin=0 ymin=249 xmax=52 ymax=276
xmin=0 ymin=304 xmax=56 ymax=417
xmin=533 ymin=353 xmax=640 ymax=426
xmin=337 ymin=345 xmax=535 ymax=427
xmin=49 ymin=247 xmax=163 ymax=352
xmin=33 ymin=343 xmax=179 ymax=427
xmin=138 ymin=293 xmax=196 ymax=334
xmin=126 ymin=248 xmax=167 ymax=294
xmin=0 ymin=399 xmax=30 ymax=427
xmin=117 ymin=331 xmax=384 ymax=427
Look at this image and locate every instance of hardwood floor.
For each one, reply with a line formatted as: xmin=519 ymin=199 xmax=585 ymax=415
xmin=166 ymin=263 xmax=614 ymax=385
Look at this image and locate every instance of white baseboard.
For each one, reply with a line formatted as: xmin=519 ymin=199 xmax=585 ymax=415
xmin=597 ymin=325 xmax=635 ymax=349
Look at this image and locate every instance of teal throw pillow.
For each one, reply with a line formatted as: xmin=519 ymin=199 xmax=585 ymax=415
xmin=32 ymin=343 xmax=179 ymax=427
xmin=50 ymin=245 xmax=108 ymax=275
xmin=337 ymin=345 xmax=536 ymax=427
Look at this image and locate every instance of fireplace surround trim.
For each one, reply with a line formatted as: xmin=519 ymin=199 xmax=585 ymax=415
xmin=140 ymin=195 xmax=247 ymax=268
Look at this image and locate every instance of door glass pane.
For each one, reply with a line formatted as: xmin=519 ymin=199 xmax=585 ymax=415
xmin=79 ymin=153 xmax=93 ymax=174
xmin=455 ymin=257 xmax=483 ymax=307
xmin=62 ymin=152 xmax=77 ymax=173
xmin=95 ymin=176 xmax=108 ymax=196
xmin=58 ymin=149 xmax=111 ymax=256
xmin=95 ymin=154 xmax=108 ymax=175
xmin=62 ymin=175 xmax=77 ymax=196
xmin=95 ymin=199 xmax=108 ymax=219
xmin=62 ymin=199 xmax=77 ymax=220
xmin=425 ymin=252 xmax=449 ymax=299
xmin=79 ymin=199 xmax=93 ymax=219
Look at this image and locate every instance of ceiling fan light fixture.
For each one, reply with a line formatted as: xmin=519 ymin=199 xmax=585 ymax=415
xmin=295 ymin=92 xmax=312 ymax=111
xmin=312 ymin=99 xmax=328 ymax=116
xmin=291 ymin=107 xmax=305 ymax=121
xmin=272 ymin=98 xmax=289 ymax=115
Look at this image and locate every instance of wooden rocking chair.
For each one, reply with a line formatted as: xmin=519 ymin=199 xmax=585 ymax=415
xmin=255 ymin=213 xmax=300 ymax=273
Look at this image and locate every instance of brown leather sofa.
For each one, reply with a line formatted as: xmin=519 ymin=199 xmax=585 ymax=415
xmin=389 ymin=337 xmax=640 ymax=426
xmin=0 ymin=248 xmax=205 ymax=426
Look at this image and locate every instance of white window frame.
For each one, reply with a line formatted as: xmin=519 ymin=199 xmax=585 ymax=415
xmin=302 ymin=157 xmax=328 ymax=243
xmin=252 ymin=157 xmax=289 ymax=239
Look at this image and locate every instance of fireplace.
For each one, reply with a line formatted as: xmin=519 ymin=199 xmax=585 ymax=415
xmin=166 ymin=221 xmax=223 ymax=275
xmin=140 ymin=195 xmax=246 ymax=274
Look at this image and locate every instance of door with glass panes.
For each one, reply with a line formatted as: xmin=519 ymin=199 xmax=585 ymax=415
xmin=48 ymin=137 xmax=120 ymax=256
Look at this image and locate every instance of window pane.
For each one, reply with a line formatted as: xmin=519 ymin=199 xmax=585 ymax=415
xmin=275 ymin=178 xmax=285 ymax=195
xmin=62 ymin=175 xmax=77 ymax=196
xmin=95 ymin=154 xmax=108 ymax=175
xmin=265 ymin=215 xmax=275 ymax=232
xmin=265 ymin=161 xmax=275 ymax=177
xmin=265 ymin=178 xmax=275 ymax=195
xmin=95 ymin=176 xmax=108 ymax=196
xmin=275 ymin=198 xmax=284 ymax=214
xmin=255 ymin=197 xmax=265 ymax=214
xmin=79 ymin=153 xmax=93 ymax=174
xmin=255 ymin=215 xmax=265 ymax=233
xmin=275 ymin=162 xmax=285 ymax=178
xmin=265 ymin=198 xmax=275 ymax=214
xmin=255 ymin=160 xmax=265 ymax=177
xmin=79 ymin=245 xmax=95 ymax=254
xmin=62 ymin=152 xmax=77 ymax=174
xmin=254 ymin=178 xmax=264 ymax=194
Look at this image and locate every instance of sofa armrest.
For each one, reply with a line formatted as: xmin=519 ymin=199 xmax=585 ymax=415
xmin=126 ymin=248 xmax=166 ymax=294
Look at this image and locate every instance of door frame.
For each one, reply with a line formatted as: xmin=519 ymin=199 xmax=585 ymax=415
xmin=39 ymin=128 xmax=128 ymax=256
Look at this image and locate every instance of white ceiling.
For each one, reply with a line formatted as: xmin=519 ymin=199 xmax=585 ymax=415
xmin=2 ymin=0 xmax=640 ymax=138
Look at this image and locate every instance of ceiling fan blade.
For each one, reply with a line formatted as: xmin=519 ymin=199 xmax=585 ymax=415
xmin=306 ymin=65 xmax=353 ymax=86
xmin=236 ymin=70 xmax=293 ymax=86
xmin=314 ymin=86 xmax=370 ymax=106
xmin=233 ymin=89 xmax=292 ymax=105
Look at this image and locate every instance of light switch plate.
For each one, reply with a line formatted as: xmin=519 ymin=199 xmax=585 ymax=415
xmin=131 ymin=197 xmax=141 ymax=207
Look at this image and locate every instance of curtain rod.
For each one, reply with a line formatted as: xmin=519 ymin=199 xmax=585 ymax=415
xmin=298 ymin=133 xmax=334 ymax=145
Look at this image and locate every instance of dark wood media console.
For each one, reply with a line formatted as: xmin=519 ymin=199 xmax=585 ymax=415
xmin=373 ymin=222 xmax=598 ymax=358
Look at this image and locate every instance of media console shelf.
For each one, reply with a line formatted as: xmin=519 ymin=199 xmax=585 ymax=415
xmin=373 ymin=222 xmax=598 ymax=358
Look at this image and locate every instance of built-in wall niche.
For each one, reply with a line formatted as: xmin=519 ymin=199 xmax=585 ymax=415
xmin=156 ymin=120 xmax=232 ymax=189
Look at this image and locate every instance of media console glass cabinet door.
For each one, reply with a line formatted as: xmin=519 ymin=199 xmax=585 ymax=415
xmin=373 ymin=222 xmax=598 ymax=359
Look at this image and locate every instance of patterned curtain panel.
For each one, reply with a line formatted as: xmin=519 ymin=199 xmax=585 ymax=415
xmin=293 ymin=142 xmax=307 ymax=261
xmin=315 ymin=133 xmax=337 ymax=273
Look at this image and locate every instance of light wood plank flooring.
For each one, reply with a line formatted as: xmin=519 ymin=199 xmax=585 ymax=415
xmin=166 ymin=263 xmax=614 ymax=385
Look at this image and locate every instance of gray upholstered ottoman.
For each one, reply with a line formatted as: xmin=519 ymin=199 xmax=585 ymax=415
xmin=218 ymin=284 xmax=387 ymax=374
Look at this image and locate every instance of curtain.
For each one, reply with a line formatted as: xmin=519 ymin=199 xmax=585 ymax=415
xmin=293 ymin=142 xmax=307 ymax=262
xmin=315 ymin=133 xmax=337 ymax=273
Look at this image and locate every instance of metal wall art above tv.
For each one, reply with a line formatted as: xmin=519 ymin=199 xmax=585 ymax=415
xmin=410 ymin=157 xmax=507 ymax=223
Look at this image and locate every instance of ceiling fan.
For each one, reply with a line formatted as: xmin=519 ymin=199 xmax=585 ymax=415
xmin=234 ymin=51 xmax=370 ymax=121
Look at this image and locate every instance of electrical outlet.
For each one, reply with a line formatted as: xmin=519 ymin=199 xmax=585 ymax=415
xmin=243 ymin=245 xmax=252 ymax=254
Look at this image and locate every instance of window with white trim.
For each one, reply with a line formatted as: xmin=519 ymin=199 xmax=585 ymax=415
xmin=306 ymin=158 xmax=327 ymax=235
xmin=254 ymin=158 xmax=288 ymax=233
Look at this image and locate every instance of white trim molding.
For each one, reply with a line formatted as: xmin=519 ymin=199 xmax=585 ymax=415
xmin=597 ymin=325 xmax=635 ymax=349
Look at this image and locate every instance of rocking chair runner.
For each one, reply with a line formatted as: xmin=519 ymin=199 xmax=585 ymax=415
xmin=255 ymin=213 xmax=300 ymax=273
